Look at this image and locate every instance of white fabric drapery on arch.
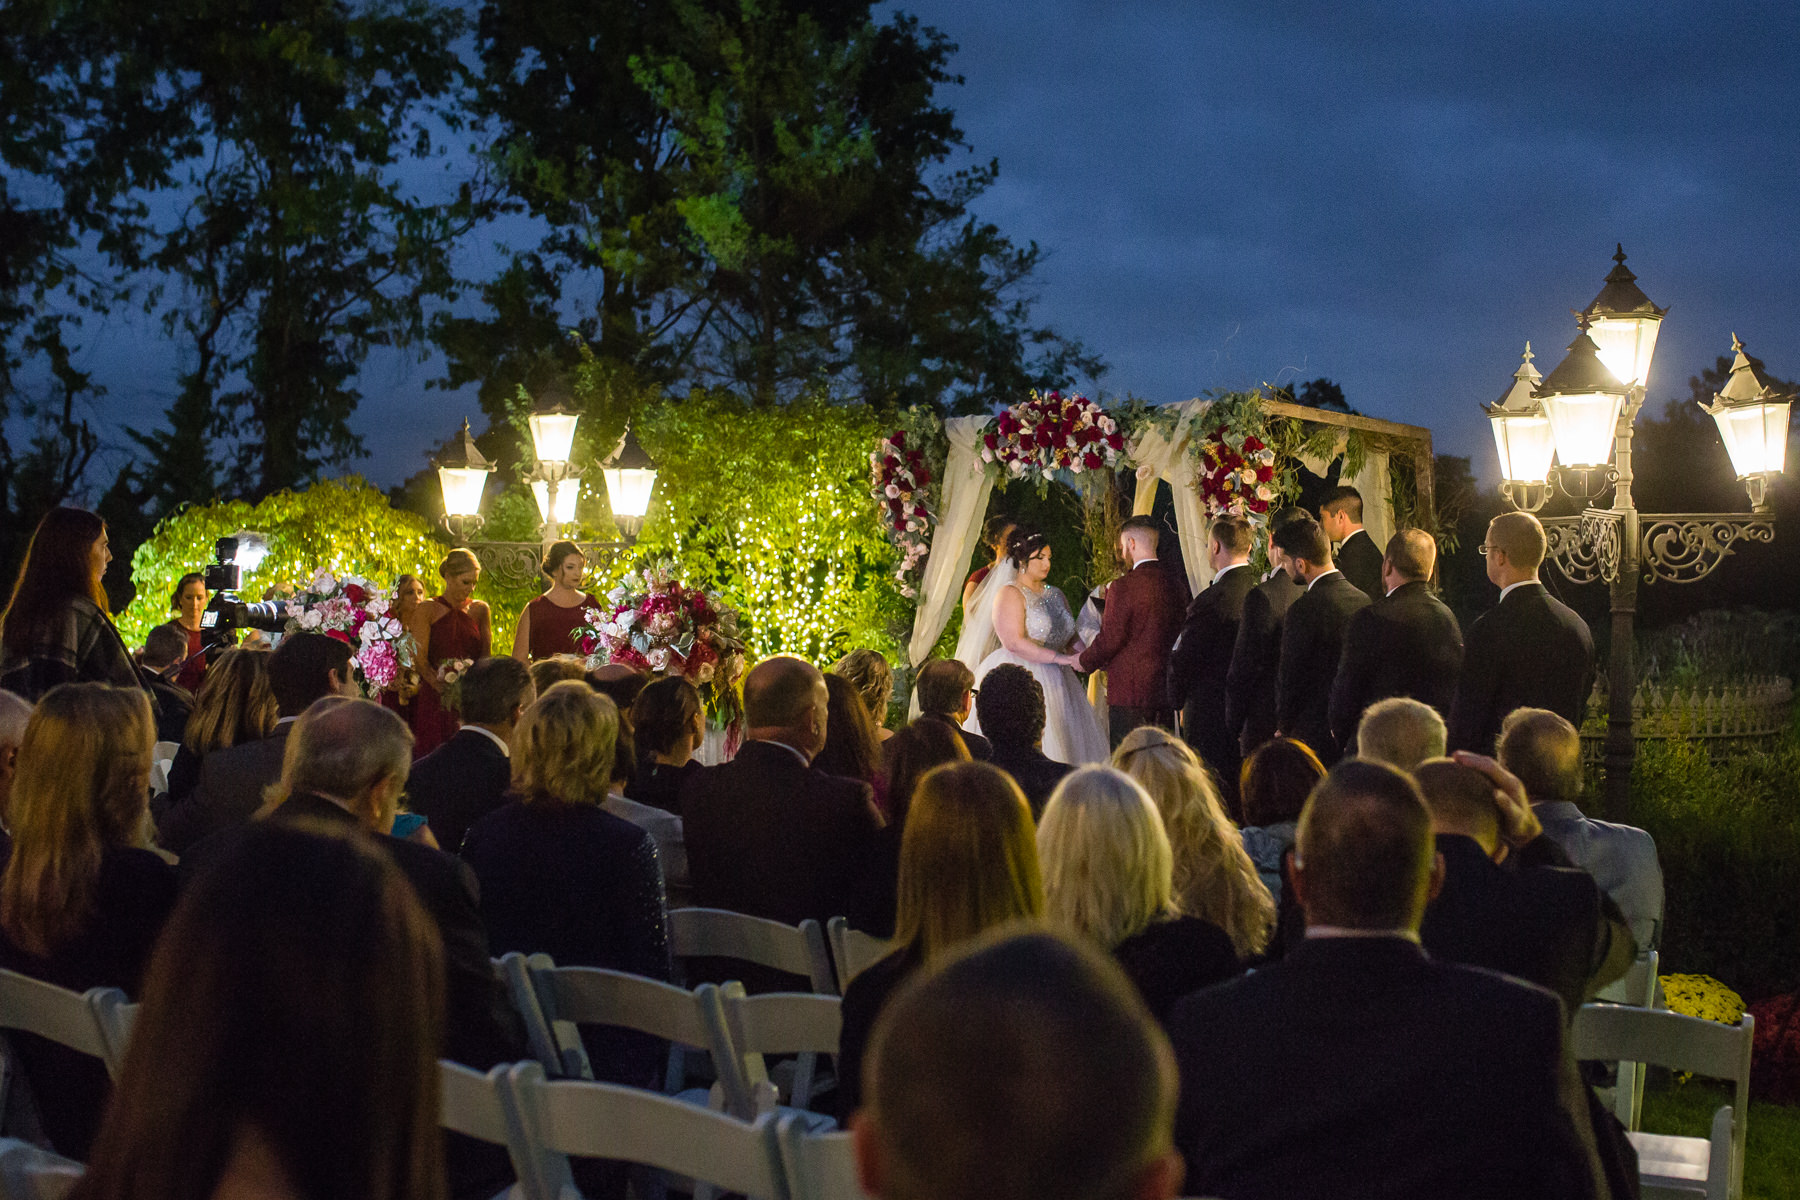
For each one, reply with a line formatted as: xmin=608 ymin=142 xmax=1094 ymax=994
xmin=1297 ymin=436 xmax=1394 ymax=557
xmin=1127 ymin=397 xmax=1214 ymax=594
xmin=906 ymin=417 xmax=995 ymax=666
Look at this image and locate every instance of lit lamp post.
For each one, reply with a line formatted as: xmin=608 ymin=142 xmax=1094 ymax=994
xmin=1484 ymin=247 xmax=1792 ymax=819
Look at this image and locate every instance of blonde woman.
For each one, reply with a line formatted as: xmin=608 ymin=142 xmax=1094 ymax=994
xmin=160 ymin=645 xmax=276 ymax=805
xmin=0 ymin=683 xmax=179 ymax=1160
xmin=836 ymin=760 xmax=1042 ymax=1119
xmin=1039 ymin=765 xmax=1241 ymax=1022
xmin=1113 ymin=726 xmax=1275 ymax=960
xmin=830 ymin=647 xmax=895 ymax=740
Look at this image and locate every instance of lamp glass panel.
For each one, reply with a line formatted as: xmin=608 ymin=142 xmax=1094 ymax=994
xmin=603 ymin=466 xmax=657 ymax=519
xmin=1541 ymin=390 xmax=1624 ymax=468
xmin=527 ymin=411 xmax=580 ymax=464
xmin=1586 ymin=316 xmax=1660 ymax=388
xmin=531 ymin=477 xmax=580 ymax=524
xmin=437 ymin=466 xmax=489 ymax=518
xmin=1711 ymin=400 xmax=1792 ymax=479
xmin=1489 ymin=412 xmax=1555 ymax=484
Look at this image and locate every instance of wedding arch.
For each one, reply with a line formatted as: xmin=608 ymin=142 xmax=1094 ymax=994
xmin=873 ymin=391 xmax=1438 ymax=667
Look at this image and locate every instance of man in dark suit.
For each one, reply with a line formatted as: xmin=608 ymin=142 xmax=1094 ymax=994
xmin=975 ymin=664 xmax=1073 ymax=819
xmin=154 ymin=631 xmax=356 ymax=854
xmin=1273 ymin=517 xmax=1370 ymax=763
xmin=1329 ymin=528 xmax=1463 ymax=749
xmin=1168 ymin=514 xmax=1257 ymax=806
xmin=914 ymin=658 xmax=991 ymax=760
xmin=1450 ymin=512 xmax=1596 ymax=754
xmin=1168 ymin=759 xmax=1598 ymax=1200
xmin=1415 ymin=757 xmax=1634 ymax=1016
xmin=1078 ymin=515 xmax=1190 ymax=746
xmin=1320 ymin=484 xmax=1383 ymax=600
xmin=407 ymin=655 xmax=534 ymax=855
xmin=682 ymin=656 xmax=888 ymax=931
xmin=1224 ymin=508 xmax=1307 ymax=757
xmin=136 ymin=623 xmax=196 ymax=745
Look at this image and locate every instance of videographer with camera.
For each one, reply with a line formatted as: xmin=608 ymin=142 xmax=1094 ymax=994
xmin=0 ymin=509 xmax=144 ymax=702
xmin=157 ymin=572 xmax=212 ymax=693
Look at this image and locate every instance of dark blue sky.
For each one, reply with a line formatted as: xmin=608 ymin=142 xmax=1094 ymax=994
xmin=66 ymin=0 xmax=1800 ymax=490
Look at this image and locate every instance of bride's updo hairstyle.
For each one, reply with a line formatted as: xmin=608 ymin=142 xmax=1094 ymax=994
xmin=1006 ymin=528 xmax=1051 ymax=570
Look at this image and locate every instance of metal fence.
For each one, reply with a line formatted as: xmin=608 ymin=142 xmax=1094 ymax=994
xmin=1579 ymin=675 xmax=1794 ymax=762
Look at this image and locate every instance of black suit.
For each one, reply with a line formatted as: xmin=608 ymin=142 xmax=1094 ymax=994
xmin=1328 ymin=579 xmax=1464 ymax=749
xmin=154 ymin=722 xmax=293 ymax=855
xmin=1225 ymin=571 xmax=1303 ymax=757
xmin=1169 ymin=936 xmax=1595 ymax=1200
xmin=1169 ymin=564 xmax=1256 ymax=802
xmin=918 ymin=713 xmax=991 ymax=761
xmin=1449 ymin=582 xmax=1596 ymax=754
xmin=407 ymin=727 xmax=514 ymax=855
xmin=681 ymin=741 xmax=888 ymax=932
xmin=987 ymin=742 xmax=1073 ymax=820
xmin=1275 ymin=571 xmax=1370 ymax=762
xmin=1422 ymin=834 xmax=1635 ymax=1018
xmin=1335 ymin=527 xmax=1385 ymax=600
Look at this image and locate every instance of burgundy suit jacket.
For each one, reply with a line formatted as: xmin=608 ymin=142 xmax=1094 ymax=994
xmin=1078 ymin=560 xmax=1190 ymax=708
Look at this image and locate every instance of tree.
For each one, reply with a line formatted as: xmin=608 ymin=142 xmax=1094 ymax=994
xmin=1271 ymin=377 xmax=1356 ymax=414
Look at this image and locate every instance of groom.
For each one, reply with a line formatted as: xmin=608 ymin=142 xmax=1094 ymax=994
xmin=1077 ymin=515 xmax=1189 ymax=747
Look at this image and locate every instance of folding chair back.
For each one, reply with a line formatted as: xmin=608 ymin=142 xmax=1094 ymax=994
xmin=719 ymin=989 xmax=842 ymax=1113
xmin=777 ymin=1116 xmax=870 ymax=1200
xmin=1572 ymin=1003 xmax=1753 ymax=1200
xmin=438 ymin=1061 xmax=536 ymax=1199
xmin=1596 ymin=948 xmax=1659 ymax=1007
xmin=0 ymin=1137 xmax=84 ymax=1199
xmin=825 ymin=918 xmax=892 ymax=993
xmin=508 ymin=1061 xmax=789 ymax=1200
xmin=0 ymin=970 xmax=131 ymax=1078
xmin=669 ymin=909 xmax=837 ymax=996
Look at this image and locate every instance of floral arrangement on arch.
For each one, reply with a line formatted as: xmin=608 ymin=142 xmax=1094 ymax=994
xmin=981 ymin=390 xmax=1126 ymax=480
xmin=574 ymin=560 xmax=749 ymax=745
xmin=869 ymin=413 xmax=943 ymax=600
xmin=1191 ymin=391 xmax=1288 ymax=519
xmin=282 ymin=570 xmax=415 ymax=692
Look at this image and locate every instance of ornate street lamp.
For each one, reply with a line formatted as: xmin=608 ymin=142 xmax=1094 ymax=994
xmin=601 ymin=426 xmax=659 ymax=539
xmin=434 ymin=418 xmax=494 ymax=545
xmin=1484 ymin=249 xmax=1786 ymax=820
xmin=531 ymin=475 xmax=582 ymax=531
xmin=1485 ymin=343 xmax=1555 ymax=510
xmin=525 ymin=389 xmax=582 ymax=549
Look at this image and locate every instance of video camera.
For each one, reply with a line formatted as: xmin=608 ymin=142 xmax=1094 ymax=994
xmin=200 ymin=533 xmax=288 ymax=646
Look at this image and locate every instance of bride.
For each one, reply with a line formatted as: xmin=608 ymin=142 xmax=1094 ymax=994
xmin=959 ymin=529 xmax=1109 ymax=765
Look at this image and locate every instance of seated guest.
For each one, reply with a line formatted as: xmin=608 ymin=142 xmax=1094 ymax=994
xmin=814 ymin=673 xmax=888 ymax=809
xmin=832 ymin=647 xmax=896 ymax=741
xmin=1113 ymin=728 xmax=1273 ymax=962
xmin=604 ymin=719 xmax=688 ymax=906
xmin=682 ymin=656 xmax=887 ymax=931
xmin=852 ymin=930 xmax=1184 ymax=1200
xmin=1038 ymin=766 xmax=1241 ymax=1022
xmin=407 ymin=655 xmax=534 ymax=855
xmin=881 ymin=718 xmax=971 ymax=830
xmin=1500 ymin=707 xmax=1665 ymax=948
xmin=976 ymin=663 xmax=1072 ymax=817
xmin=0 ymin=684 xmax=178 ymax=1161
xmin=72 ymin=821 xmax=447 ymax=1200
xmin=1354 ymin=695 xmax=1447 ymax=771
xmin=529 ymin=653 xmax=587 ymax=697
xmin=914 ymin=658 xmax=991 ymax=760
xmin=587 ymin=662 xmax=648 ymax=716
xmin=1415 ymin=757 xmax=1634 ymax=1015
xmin=463 ymin=683 xmax=669 ymax=1085
xmin=134 ymin=622 xmax=195 ymax=745
xmin=1168 ymin=759 xmax=1597 ymax=1200
xmin=157 ymin=645 xmax=276 ymax=811
xmin=837 ymin=761 xmax=1042 ymax=1120
xmin=156 ymin=631 xmax=354 ymax=855
xmin=1235 ymin=736 xmax=1323 ymax=906
xmin=0 ymin=689 xmax=33 ymax=850
xmin=626 ymin=675 xmax=706 ymax=815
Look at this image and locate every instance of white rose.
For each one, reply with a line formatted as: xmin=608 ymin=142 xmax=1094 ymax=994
xmin=648 ymin=647 xmax=671 ymax=672
xmin=981 ymin=448 xmax=994 ymax=462
xmin=300 ymin=610 xmax=323 ymax=630
xmin=885 ymin=483 xmax=900 ymax=498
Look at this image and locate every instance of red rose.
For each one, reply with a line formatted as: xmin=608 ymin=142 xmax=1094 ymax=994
xmin=1258 ymin=464 xmax=1274 ymax=482
xmin=325 ymin=629 xmax=352 ymax=646
xmin=1243 ymin=436 xmax=1264 ymax=452
xmin=345 ymin=584 xmax=366 ymax=604
xmin=1083 ymin=451 xmax=1104 ymax=469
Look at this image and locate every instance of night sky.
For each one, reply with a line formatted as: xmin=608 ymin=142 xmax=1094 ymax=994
xmin=65 ymin=0 xmax=1800 ymax=490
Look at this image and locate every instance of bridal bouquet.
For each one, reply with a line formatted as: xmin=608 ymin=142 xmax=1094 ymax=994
xmin=982 ymin=391 xmax=1127 ymax=479
xmin=870 ymin=429 xmax=935 ymax=599
xmin=282 ymin=569 xmax=414 ymax=691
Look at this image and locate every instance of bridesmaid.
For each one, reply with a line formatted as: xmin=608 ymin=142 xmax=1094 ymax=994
xmin=407 ymin=549 xmax=490 ymax=758
xmin=511 ymin=540 xmax=603 ymax=663
xmin=961 ymin=515 xmax=1016 ymax=613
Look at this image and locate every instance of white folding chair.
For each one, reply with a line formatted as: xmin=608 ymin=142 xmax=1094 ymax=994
xmin=0 ymin=970 xmax=134 ymax=1082
xmin=1593 ymin=948 xmax=1659 ymax=1129
xmin=825 ymin=918 xmax=892 ymax=993
xmin=668 ymin=908 xmax=837 ymax=996
xmin=507 ymin=1061 xmax=789 ymax=1200
xmin=0 ymin=1137 xmax=83 ymax=1199
xmin=149 ymin=741 xmax=181 ymax=797
xmin=439 ymin=1062 xmax=537 ymax=1200
xmin=777 ymin=1115 xmax=870 ymax=1200
xmin=1572 ymin=1003 xmax=1753 ymax=1200
xmin=717 ymin=987 xmax=842 ymax=1119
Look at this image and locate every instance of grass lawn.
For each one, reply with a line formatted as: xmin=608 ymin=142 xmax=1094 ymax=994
xmin=1639 ymin=1078 xmax=1800 ymax=1200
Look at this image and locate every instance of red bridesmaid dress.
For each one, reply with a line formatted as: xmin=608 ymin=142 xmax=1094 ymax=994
xmin=411 ymin=597 xmax=488 ymax=758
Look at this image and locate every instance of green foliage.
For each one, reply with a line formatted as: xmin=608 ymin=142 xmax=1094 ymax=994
xmin=119 ymin=478 xmax=446 ymax=649
xmin=631 ymin=393 xmax=907 ymax=665
xmin=1638 ymin=609 xmax=1800 ymax=690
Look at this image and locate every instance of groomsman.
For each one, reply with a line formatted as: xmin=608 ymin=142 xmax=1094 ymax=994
xmin=1273 ymin=517 xmax=1370 ymax=762
xmin=1329 ymin=528 xmax=1463 ymax=750
xmin=1225 ymin=508 xmax=1307 ymax=758
xmin=1169 ymin=515 xmax=1258 ymax=806
xmin=1449 ymin=512 xmax=1595 ymax=754
xmin=1320 ymin=485 xmax=1383 ymax=600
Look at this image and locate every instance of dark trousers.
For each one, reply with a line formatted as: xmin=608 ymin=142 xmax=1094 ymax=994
xmin=1109 ymin=704 xmax=1173 ymax=748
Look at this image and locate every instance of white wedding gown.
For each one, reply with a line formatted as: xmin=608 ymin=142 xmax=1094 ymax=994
xmin=965 ymin=580 xmax=1109 ymax=765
